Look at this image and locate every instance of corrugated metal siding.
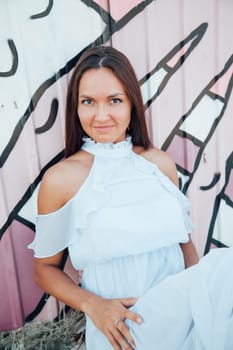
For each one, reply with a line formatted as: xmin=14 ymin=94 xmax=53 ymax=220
xmin=0 ymin=0 xmax=232 ymax=331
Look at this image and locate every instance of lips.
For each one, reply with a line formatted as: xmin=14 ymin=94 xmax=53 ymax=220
xmin=93 ymin=125 xmax=114 ymax=131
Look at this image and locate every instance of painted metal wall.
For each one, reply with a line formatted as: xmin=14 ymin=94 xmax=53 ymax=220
xmin=0 ymin=0 xmax=232 ymax=331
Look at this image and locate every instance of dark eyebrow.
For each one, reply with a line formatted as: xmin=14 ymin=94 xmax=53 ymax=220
xmin=108 ymin=93 xmax=125 ymax=98
xmin=78 ymin=92 xmax=125 ymax=99
xmin=78 ymin=94 xmax=92 ymax=99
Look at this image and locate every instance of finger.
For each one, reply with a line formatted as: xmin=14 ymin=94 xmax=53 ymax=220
xmin=113 ymin=328 xmax=134 ymax=350
xmin=107 ymin=331 xmax=122 ymax=350
xmin=117 ymin=320 xmax=136 ymax=347
xmin=124 ymin=309 xmax=142 ymax=324
xmin=120 ymin=297 xmax=138 ymax=307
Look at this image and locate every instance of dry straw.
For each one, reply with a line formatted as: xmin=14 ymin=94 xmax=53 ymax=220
xmin=0 ymin=310 xmax=86 ymax=350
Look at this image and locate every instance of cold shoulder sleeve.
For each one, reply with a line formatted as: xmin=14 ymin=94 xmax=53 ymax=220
xmin=28 ymin=170 xmax=108 ymax=259
xmin=133 ymin=153 xmax=194 ymax=234
xmin=157 ymin=172 xmax=194 ymax=234
xmin=28 ymin=202 xmax=77 ymax=258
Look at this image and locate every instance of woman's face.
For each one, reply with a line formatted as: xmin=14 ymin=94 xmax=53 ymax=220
xmin=77 ymin=67 xmax=131 ymax=143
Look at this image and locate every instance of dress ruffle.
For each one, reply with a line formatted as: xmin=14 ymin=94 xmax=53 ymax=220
xmin=132 ymin=152 xmax=194 ymax=233
xmin=28 ymin=137 xmax=193 ymax=262
xmin=28 ymin=164 xmax=109 ymax=258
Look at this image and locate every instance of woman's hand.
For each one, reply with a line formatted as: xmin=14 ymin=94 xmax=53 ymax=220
xmin=85 ymin=296 xmax=142 ymax=349
xmin=34 ymin=249 xmax=141 ymax=349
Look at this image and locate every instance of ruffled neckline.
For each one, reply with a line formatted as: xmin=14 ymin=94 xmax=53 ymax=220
xmin=81 ymin=136 xmax=133 ymax=157
xmin=30 ymin=134 xmax=193 ymax=263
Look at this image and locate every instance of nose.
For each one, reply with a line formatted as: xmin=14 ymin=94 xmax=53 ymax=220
xmin=95 ymin=103 xmax=110 ymax=122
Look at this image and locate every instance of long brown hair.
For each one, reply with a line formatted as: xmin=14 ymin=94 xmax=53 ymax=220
xmin=65 ymin=46 xmax=151 ymax=157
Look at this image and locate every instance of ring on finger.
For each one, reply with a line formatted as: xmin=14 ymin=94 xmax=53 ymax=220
xmin=114 ymin=319 xmax=121 ymax=327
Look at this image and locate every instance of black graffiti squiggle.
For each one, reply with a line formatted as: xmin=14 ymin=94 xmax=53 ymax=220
xmin=25 ymin=292 xmax=50 ymax=322
xmin=15 ymin=214 xmax=35 ymax=232
xmin=200 ymin=173 xmax=221 ymax=191
xmin=162 ymin=54 xmax=233 ymax=194
xmin=82 ymin=0 xmax=111 ymax=25
xmin=30 ymin=0 xmax=54 ymax=19
xmin=0 ymin=0 xmax=155 ymax=240
xmin=0 ymin=0 xmax=154 ymax=168
xmin=0 ymin=39 xmax=18 ymax=77
xmin=204 ymin=152 xmax=233 ymax=254
xmin=82 ymin=0 xmax=155 ymax=43
xmin=35 ymin=98 xmax=59 ymax=134
xmin=0 ymin=150 xmax=64 ymax=239
xmin=139 ymin=23 xmax=208 ymax=109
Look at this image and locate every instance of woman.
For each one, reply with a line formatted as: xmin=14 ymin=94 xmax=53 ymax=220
xmin=29 ymin=46 xmax=232 ymax=350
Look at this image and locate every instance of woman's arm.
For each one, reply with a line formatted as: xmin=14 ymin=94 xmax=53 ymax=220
xmin=180 ymin=240 xmax=199 ymax=268
xmin=34 ymin=164 xmax=141 ymax=350
xmin=35 ymin=254 xmax=141 ymax=350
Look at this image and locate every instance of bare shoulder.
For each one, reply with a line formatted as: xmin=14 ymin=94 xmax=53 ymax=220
xmin=38 ymin=151 xmax=93 ymax=214
xmin=137 ymin=147 xmax=179 ymax=187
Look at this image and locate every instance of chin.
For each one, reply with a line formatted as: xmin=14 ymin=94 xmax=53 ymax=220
xmin=90 ymin=132 xmax=126 ymax=144
xmin=94 ymin=135 xmax=115 ymax=143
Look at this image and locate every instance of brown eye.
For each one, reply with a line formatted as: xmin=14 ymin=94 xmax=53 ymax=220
xmin=111 ymin=98 xmax=122 ymax=104
xmin=82 ymin=99 xmax=93 ymax=105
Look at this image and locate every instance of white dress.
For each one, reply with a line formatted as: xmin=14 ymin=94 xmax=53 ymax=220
xmin=28 ymin=137 xmax=233 ymax=350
